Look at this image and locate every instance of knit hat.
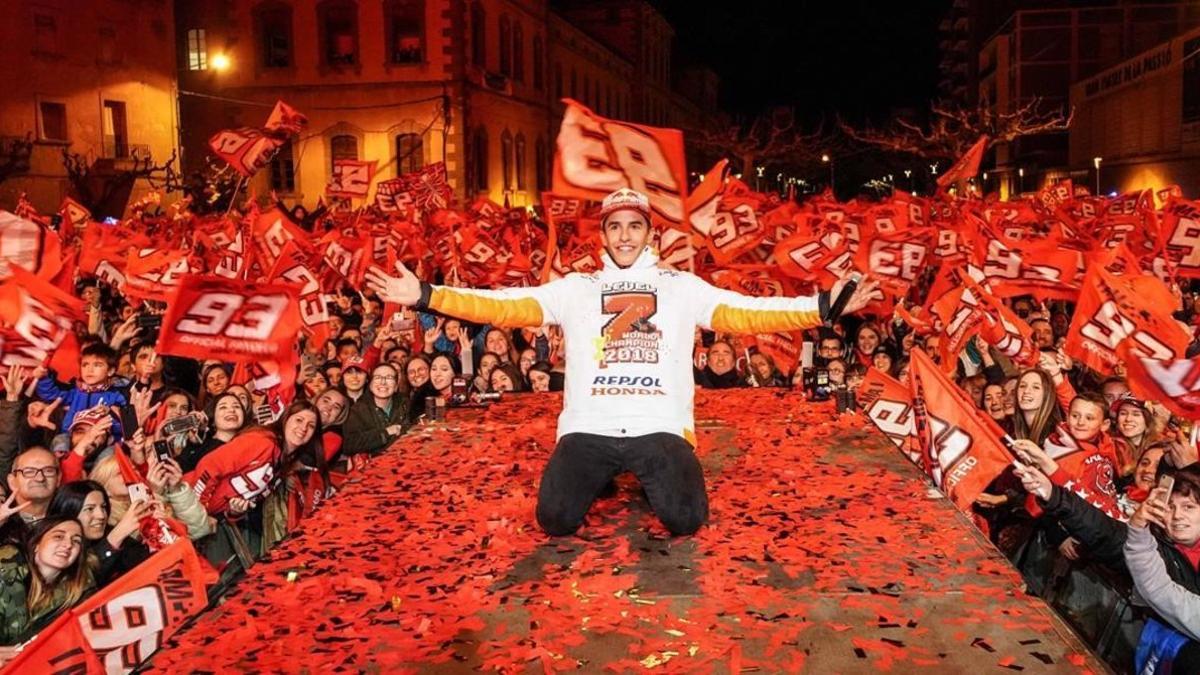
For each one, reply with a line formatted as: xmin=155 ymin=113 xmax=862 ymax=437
xmin=599 ymin=188 xmax=651 ymax=225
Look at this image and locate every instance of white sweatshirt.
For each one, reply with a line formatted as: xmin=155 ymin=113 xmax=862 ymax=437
xmin=417 ymin=247 xmax=826 ymax=443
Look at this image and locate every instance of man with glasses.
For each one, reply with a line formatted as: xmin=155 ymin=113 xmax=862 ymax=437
xmin=2 ymin=446 xmax=60 ymax=544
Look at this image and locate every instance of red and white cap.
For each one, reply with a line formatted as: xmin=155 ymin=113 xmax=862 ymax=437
xmin=599 ymin=188 xmax=651 ymax=224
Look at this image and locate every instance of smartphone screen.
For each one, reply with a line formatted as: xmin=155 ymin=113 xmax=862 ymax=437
xmin=1159 ymin=474 xmax=1176 ymax=506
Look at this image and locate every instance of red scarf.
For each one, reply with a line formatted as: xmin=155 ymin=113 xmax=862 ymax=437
xmin=1175 ymin=539 xmax=1200 ymax=572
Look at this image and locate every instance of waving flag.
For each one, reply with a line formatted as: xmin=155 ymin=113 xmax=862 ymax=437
xmin=909 ymin=348 xmax=1012 ymax=511
xmin=1064 ymin=262 xmax=1190 ymax=375
xmin=553 ymin=98 xmax=688 ymax=230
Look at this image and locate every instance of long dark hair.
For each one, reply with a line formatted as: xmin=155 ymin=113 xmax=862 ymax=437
xmin=266 ymin=400 xmax=326 ymax=485
xmin=47 ymin=480 xmax=109 ymax=522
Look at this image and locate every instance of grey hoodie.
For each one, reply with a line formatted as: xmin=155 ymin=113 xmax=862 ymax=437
xmin=1124 ymin=524 xmax=1200 ymax=641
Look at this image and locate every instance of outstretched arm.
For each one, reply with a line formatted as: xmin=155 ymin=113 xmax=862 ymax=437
xmin=366 ymin=262 xmax=565 ymax=329
xmin=695 ymin=274 xmax=881 ymax=335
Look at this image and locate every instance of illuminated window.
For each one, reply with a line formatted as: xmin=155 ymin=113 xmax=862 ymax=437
xmin=187 ymin=28 xmax=207 ymax=70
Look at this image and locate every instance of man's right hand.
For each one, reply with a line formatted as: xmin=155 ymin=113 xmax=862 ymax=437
xmin=366 ymin=262 xmax=422 ymax=306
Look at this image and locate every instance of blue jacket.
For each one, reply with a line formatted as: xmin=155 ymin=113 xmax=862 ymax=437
xmin=35 ymin=376 xmax=127 ymax=438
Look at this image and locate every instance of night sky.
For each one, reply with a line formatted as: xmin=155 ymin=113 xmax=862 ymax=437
xmin=655 ymin=0 xmax=954 ymax=124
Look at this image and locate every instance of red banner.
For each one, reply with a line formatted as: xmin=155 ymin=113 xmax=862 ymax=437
xmin=1120 ymin=343 xmax=1200 ymax=420
xmin=1063 ymin=263 xmax=1190 ymax=375
xmin=1 ymin=539 xmax=208 ymax=675
xmin=156 ymin=275 xmax=302 ymax=363
xmin=857 ymin=367 xmax=922 ymax=467
xmin=553 ymin=98 xmax=688 ymax=230
xmin=909 ymin=348 xmax=1012 ymax=511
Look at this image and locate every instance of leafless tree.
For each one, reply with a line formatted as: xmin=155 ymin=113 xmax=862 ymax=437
xmin=691 ymin=108 xmax=837 ymax=178
xmin=840 ymin=98 xmax=1073 ymax=160
xmin=61 ymin=148 xmax=184 ymax=218
xmin=0 ymin=134 xmax=33 ymax=185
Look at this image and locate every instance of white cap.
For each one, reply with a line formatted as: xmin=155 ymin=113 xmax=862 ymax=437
xmin=599 ymin=188 xmax=651 ymax=224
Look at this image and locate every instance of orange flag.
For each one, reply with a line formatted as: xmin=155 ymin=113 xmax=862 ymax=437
xmin=858 ymin=367 xmax=922 ymax=468
xmin=909 ymin=348 xmax=1013 ymax=511
xmin=936 ymin=135 xmax=989 ymax=192
xmin=1063 ymin=262 xmax=1190 ymax=375
xmin=553 ymin=98 xmax=688 ymax=231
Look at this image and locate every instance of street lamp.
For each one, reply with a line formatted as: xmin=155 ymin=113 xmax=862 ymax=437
xmin=1018 ymin=167 xmax=1025 ymax=193
xmin=211 ymin=53 xmax=231 ymax=72
xmin=1093 ymin=156 xmax=1103 ymax=195
xmin=821 ymin=154 xmax=835 ymax=194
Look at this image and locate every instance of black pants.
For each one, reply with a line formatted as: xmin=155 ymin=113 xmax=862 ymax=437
xmin=536 ymin=432 xmax=708 ymax=536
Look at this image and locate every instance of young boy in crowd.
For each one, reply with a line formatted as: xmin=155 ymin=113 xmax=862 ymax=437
xmin=35 ymin=343 xmax=127 ymax=437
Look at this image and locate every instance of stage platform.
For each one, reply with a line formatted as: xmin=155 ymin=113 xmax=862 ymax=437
xmin=147 ymin=390 xmax=1105 ymax=673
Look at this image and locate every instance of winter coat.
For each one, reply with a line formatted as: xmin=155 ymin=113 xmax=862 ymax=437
xmin=1041 ymin=485 xmax=1200 ymax=595
xmin=342 ymin=394 xmax=408 ymax=456
xmin=0 ymin=400 xmax=22 ymax=479
xmin=184 ymin=429 xmax=281 ymax=516
xmin=35 ymin=376 xmax=127 ymax=437
xmin=1126 ymin=524 xmax=1200 ymax=641
xmin=0 ymin=544 xmax=94 ymax=645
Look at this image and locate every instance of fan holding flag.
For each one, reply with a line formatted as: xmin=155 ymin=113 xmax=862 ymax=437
xmin=366 ymin=187 xmax=881 ymax=537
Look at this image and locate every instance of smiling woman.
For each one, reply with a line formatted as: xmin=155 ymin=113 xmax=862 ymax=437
xmin=0 ymin=516 xmax=94 ymax=647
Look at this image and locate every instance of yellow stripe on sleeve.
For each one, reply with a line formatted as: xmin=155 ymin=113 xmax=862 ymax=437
xmin=429 ymin=287 xmax=545 ymax=328
xmin=710 ymin=304 xmax=821 ymax=334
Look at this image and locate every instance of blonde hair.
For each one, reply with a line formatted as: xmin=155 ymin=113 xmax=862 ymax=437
xmin=87 ymin=455 xmax=129 ymax=527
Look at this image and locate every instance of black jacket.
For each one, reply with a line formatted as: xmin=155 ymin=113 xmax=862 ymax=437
xmin=1042 ymin=485 xmax=1200 ymax=593
xmin=342 ymin=394 xmax=408 ymax=456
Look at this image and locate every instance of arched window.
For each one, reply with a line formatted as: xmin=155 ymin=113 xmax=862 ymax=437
xmin=385 ymin=0 xmax=424 ymax=64
xmin=318 ymin=0 xmax=358 ymax=67
xmin=500 ymin=129 xmax=513 ymax=190
xmin=535 ymin=136 xmax=548 ymax=192
xmin=499 ymin=15 xmax=511 ymax=76
xmin=470 ymin=2 xmax=485 ymax=67
xmin=330 ymin=134 xmax=358 ymax=170
xmin=532 ymin=35 xmax=544 ymax=90
xmin=255 ymin=2 xmax=293 ymax=69
xmin=512 ymin=22 xmax=524 ymax=82
xmin=470 ymin=127 xmax=488 ymax=192
xmin=514 ymin=133 xmax=526 ymax=190
xmin=395 ymin=133 xmax=423 ymax=174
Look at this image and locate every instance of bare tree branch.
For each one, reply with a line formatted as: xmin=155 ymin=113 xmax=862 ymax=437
xmin=840 ymin=98 xmax=1073 ymax=160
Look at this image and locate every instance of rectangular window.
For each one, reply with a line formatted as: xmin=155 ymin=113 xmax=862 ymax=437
xmin=323 ymin=5 xmax=358 ymax=66
xmin=98 ymin=26 xmax=118 ymax=65
xmin=187 ymin=28 xmax=208 ymax=70
xmin=270 ymin=141 xmax=296 ymax=192
xmin=261 ymin=9 xmax=292 ymax=68
xmin=102 ymin=100 xmax=128 ymax=158
xmin=39 ymin=101 xmax=67 ymax=142
xmin=34 ymin=13 xmax=59 ymax=55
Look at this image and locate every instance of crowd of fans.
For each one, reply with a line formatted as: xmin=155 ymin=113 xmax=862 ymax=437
xmin=3 ymin=243 xmax=1200 ymax=671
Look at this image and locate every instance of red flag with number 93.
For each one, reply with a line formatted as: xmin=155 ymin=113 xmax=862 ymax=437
xmin=156 ymin=275 xmax=302 ymax=363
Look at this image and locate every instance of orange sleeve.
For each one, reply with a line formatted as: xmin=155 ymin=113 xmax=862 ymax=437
xmin=1054 ymin=377 xmax=1076 ymax=415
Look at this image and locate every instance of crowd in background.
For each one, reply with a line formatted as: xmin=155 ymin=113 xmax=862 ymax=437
xmin=3 ymin=229 xmax=1200 ymax=673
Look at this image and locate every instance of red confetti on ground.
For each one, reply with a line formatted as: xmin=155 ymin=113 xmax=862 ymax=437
xmin=146 ymin=391 xmax=1104 ymax=672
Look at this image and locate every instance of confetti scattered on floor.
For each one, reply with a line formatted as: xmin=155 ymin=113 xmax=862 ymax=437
xmin=146 ymin=390 xmax=1104 ymax=673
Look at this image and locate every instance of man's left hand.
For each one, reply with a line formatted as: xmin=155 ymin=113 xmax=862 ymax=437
xmin=833 ymin=275 xmax=883 ymax=316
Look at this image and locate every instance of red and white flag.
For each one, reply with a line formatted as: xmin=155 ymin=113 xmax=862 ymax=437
xmin=909 ymin=348 xmax=1013 ymax=511
xmin=156 ymin=275 xmax=302 ymax=363
xmin=327 ymin=159 xmax=377 ymax=198
xmin=553 ymin=98 xmax=688 ymax=230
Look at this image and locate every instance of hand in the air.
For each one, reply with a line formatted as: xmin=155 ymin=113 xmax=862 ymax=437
xmin=365 ymin=262 xmax=422 ymax=306
xmin=832 ymin=275 xmax=883 ymax=316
